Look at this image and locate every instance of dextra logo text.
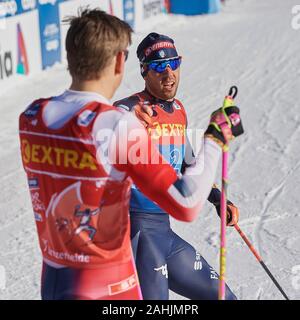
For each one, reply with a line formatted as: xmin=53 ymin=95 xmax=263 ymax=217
xmin=145 ymin=41 xmax=175 ymax=57
xmin=21 ymin=139 xmax=97 ymax=170
xmin=148 ymin=122 xmax=186 ymax=140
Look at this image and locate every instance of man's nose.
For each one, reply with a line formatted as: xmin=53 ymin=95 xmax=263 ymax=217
xmin=163 ymin=66 xmax=173 ymax=75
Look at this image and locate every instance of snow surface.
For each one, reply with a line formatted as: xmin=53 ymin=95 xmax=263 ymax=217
xmin=0 ymin=0 xmax=300 ymax=300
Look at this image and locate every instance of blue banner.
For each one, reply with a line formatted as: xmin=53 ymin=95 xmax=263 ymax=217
xmin=38 ymin=0 xmax=61 ymax=69
xmin=0 ymin=0 xmax=37 ymax=18
xmin=123 ymin=0 xmax=134 ymax=29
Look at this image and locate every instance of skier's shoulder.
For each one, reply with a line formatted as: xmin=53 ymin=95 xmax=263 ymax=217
xmin=20 ymin=97 xmax=53 ymax=122
xmin=113 ymin=92 xmax=142 ymax=112
xmin=23 ymin=97 xmax=51 ymax=112
xmin=93 ymin=102 xmax=143 ymax=136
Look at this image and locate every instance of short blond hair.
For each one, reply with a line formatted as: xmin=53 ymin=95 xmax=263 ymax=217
xmin=64 ymin=8 xmax=132 ymax=81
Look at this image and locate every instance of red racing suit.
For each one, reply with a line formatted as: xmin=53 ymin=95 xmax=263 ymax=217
xmin=19 ymin=90 xmax=221 ymax=299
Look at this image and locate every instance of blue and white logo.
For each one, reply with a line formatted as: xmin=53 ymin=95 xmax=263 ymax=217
xmin=123 ymin=0 xmax=135 ymax=29
xmin=34 ymin=212 xmax=43 ymax=222
xmin=38 ymin=0 xmax=57 ymax=5
xmin=78 ymin=110 xmax=97 ymax=127
xmin=158 ymin=50 xmax=166 ymax=58
xmin=159 ymin=145 xmax=183 ymax=173
xmin=45 ymin=39 xmax=59 ymax=52
xmin=28 ymin=178 xmax=39 ymax=189
xmin=43 ymin=23 xmax=59 ymax=37
xmin=0 ymin=1 xmax=18 ymax=17
xmin=24 ymin=104 xmax=40 ymax=117
xmin=170 ymin=148 xmax=180 ymax=168
xmin=21 ymin=0 xmax=37 ymax=11
xmin=173 ymin=101 xmax=181 ymax=110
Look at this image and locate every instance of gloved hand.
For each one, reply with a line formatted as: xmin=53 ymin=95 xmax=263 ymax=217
xmin=208 ymin=186 xmax=239 ymax=226
xmin=133 ymin=103 xmax=153 ymax=128
xmin=205 ymin=106 xmax=244 ymax=149
xmin=214 ymin=200 xmax=239 ymax=227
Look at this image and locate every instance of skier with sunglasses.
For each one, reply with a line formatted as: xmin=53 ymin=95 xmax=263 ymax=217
xmin=114 ymin=33 xmax=240 ymax=300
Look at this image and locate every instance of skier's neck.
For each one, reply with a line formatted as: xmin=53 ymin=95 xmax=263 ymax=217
xmin=70 ymin=79 xmax=114 ymax=101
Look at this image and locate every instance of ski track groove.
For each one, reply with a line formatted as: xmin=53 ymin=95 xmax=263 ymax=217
xmin=254 ymin=159 xmax=300 ymax=259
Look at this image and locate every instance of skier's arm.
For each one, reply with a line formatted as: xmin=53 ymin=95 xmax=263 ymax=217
xmin=114 ymin=96 xmax=230 ymax=220
xmin=182 ymin=136 xmax=225 ymax=205
xmin=183 ymin=123 xmax=240 ymax=226
xmin=111 ymin=112 xmax=222 ymax=222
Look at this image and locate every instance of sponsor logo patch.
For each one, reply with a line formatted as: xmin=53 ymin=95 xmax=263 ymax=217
xmin=159 ymin=50 xmax=166 ymax=58
xmin=24 ymin=104 xmax=40 ymax=117
xmin=34 ymin=212 xmax=43 ymax=222
xmin=77 ymin=110 xmax=97 ymax=127
xmin=154 ymin=264 xmax=168 ymax=279
xmin=108 ymin=274 xmax=137 ymax=295
xmin=28 ymin=177 xmax=39 ymax=189
xmin=173 ymin=101 xmax=181 ymax=110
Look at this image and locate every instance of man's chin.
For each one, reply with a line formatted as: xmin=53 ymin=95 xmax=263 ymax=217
xmin=161 ymin=89 xmax=176 ymax=100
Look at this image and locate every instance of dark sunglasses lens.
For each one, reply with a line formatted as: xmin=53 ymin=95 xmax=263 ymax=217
xmin=156 ymin=61 xmax=168 ymax=73
xmin=170 ymin=58 xmax=181 ymax=70
xmin=148 ymin=61 xmax=160 ymax=72
xmin=149 ymin=58 xmax=181 ymax=73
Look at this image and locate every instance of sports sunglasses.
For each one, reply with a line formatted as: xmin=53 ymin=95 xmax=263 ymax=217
xmin=145 ymin=56 xmax=182 ymax=73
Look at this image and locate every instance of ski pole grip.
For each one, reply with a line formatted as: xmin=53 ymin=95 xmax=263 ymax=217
xmin=228 ymin=86 xmax=238 ymax=99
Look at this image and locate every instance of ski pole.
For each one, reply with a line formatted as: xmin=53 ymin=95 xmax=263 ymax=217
xmin=234 ymin=223 xmax=289 ymax=300
xmin=218 ymin=86 xmax=238 ymax=300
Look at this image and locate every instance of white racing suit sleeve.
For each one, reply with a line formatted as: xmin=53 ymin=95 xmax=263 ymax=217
xmin=94 ymin=110 xmax=222 ymax=222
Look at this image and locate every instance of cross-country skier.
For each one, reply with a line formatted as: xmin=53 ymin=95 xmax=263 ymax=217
xmin=114 ymin=32 xmax=240 ymax=300
xmin=19 ymin=12 xmax=243 ymax=300
xmin=74 ymin=206 xmax=100 ymax=241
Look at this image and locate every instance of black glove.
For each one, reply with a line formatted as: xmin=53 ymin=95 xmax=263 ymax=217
xmin=214 ymin=200 xmax=239 ymax=226
xmin=208 ymin=187 xmax=239 ymax=226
